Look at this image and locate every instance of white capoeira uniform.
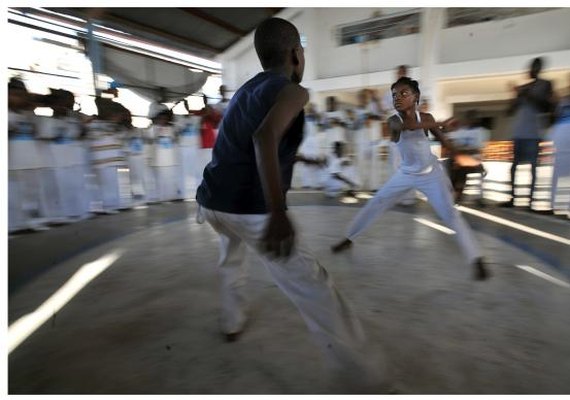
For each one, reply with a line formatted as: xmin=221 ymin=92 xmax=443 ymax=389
xmin=323 ymin=154 xmax=358 ymax=198
xmin=345 ymin=111 xmax=482 ymax=264
xmin=323 ymin=110 xmax=347 ymax=150
xmin=87 ymin=120 xmax=126 ymax=213
xmin=548 ymin=110 xmax=570 ymax=214
xmin=381 ymin=93 xmax=417 ymax=205
xmin=147 ymin=124 xmax=181 ymax=202
xmin=354 ymin=108 xmax=373 ymax=190
xmin=175 ymin=116 xmax=202 ymax=199
xmin=296 ymin=114 xmax=322 ymax=188
xmin=8 ymin=110 xmax=46 ymax=231
xmin=35 ymin=115 xmax=69 ymax=224
xmin=45 ymin=115 xmax=90 ymax=221
xmin=124 ymin=128 xmax=148 ymax=204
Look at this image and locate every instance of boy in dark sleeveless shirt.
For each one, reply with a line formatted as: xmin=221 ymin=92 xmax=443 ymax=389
xmin=196 ymin=17 xmax=388 ymax=392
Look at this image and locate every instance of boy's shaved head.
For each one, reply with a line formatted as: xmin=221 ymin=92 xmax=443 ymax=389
xmin=254 ymin=17 xmax=301 ymax=69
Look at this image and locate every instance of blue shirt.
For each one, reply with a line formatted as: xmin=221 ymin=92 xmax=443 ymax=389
xmin=196 ymin=71 xmax=305 ymax=214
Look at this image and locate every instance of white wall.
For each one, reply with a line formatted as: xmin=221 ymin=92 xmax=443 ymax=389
xmin=440 ymin=9 xmax=570 ymax=64
xmin=219 ymin=8 xmax=570 ymax=118
xmin=312 ymin=8 xmax=419 ymax=79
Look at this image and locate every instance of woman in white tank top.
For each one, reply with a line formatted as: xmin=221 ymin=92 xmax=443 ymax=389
xmin=332 ymin=77 xmax=489 ymax=281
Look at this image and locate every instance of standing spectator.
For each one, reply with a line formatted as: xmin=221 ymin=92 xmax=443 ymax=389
xmin=501 ymin=57 xmax=554 ymax=208
xmin=548 ymin=89 xmax=570 ymax=215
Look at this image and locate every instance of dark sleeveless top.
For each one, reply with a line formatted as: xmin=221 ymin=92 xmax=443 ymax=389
xmin=196 ymin=71 xmax=304 ymax=214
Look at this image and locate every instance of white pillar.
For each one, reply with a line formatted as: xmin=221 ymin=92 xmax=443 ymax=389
xmin=419 ymin=8 xmax=446 ymax=118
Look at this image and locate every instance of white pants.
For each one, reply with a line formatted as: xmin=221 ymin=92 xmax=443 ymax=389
xmin=39 ymin=168 xmax=66 ymax=222
xmin=356 ymin=144 xmax=372 ymax=191
xmin=95 ymin=166 xmax=121 ymax=211
xmin=179 ymin=146 xmax=199 ymax=199
xmin=200 ymin=206 xmax=381 ymax=376
xmin=144 ymin=164 xmax=158 ymax=203
xmin=197 ymin=148 xmax=213 ymax=185
xmin=323 ymin=175 xmax=349 ymax=198
xmin=388 ymin=143 xmax=416 ymax=205
xmin=128 ymin=155 xmax=147 ymax=199
xmin=54 ymin=165 xmax=90 ymax=218
xmin=153 ymin=166 xmax=180 ymax=202
xmin=551 ymin=150 xmax=570 ymax=213
xmin=346 ymin=164 xmax=481 ymax=264
xmin=8 ymin=170 xmax=44 ymax=231
xmin=297 ymin=163 xmax=322 ymax=188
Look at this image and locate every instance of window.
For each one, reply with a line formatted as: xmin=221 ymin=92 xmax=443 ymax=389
xmin=338 ymin=9 xmax=421 ymax=46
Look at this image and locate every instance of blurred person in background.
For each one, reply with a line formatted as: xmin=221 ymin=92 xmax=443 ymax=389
xmin=87 ymin=98 xmax=128 ymax=214
xmin=8 ymin=78 xmax=47 ymax=232
xmin=548 ymin=78 xmax=570 ymax=216
xmin=177 ymin=101 xmax=203 ymax=199
xmin=322 ymin=96 xmax=347 ymax=149
xmin=296 ymin=102 xmax=324 ymax=188
xmin=354 ymin=89 xmax=374 ymax=190
xmin=45 ymin=89 xmax=91 ymax=221
xmin=185 ymin=94 xmax=222 ymax=186
xmin=213 ymin=84 xmax=230 ymax=116
xmin=322 ymin=141 xmax=359 ymax=198
xmin=146 ymin=103 xmax=181 ymax=202
xmin=446 ymin=109 xmax=490 ymax=206
xmin=195 ymin=17 xmax=388 ymax=393
xmin=332 ymin=77 xmax=490 ymax=281
xmin=501 ymin=57 xmax=555 ymax=209
xmin=122 ymin=109 xmax=148 ymax=206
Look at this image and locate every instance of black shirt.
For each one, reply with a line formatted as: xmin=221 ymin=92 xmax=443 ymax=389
xmin=196 ymin=71 xmax=305 ymax=214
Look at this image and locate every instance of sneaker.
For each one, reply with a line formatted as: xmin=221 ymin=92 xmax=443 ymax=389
xmin=473 ymin=257 xmax=490 ymax=281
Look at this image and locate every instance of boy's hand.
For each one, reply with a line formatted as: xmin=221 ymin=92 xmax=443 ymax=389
xmin=440 ymin=117 xmax=460 ymax=132
xmin=261 ymin=211 xmax=295 ymax=259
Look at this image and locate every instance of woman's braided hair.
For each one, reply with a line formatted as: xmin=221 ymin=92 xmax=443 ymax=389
xmin=391 ymin=76 xmax=421 ymax=105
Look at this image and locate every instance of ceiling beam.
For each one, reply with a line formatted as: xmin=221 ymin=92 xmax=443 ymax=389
xmin=47 ymin=8 xmax=221 ymax=55
xmin=97 ymin=11 xmax=222 ymax=54
xmin=179 ymin=8 xmax=247 ymax=36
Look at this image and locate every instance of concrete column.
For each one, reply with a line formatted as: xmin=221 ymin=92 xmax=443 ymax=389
xmin=419 ymin=8 xmax=446 ymax=118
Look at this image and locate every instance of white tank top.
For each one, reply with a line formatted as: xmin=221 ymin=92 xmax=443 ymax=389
xmin=394 ymin=111 xmax=437 ymax=175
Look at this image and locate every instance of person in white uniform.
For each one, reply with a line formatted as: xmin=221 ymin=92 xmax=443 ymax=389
xmin=296 ymin=103 xmax=325 ymax=188
xmin=34 ymin=95 xmax=69 ymax=225
xmin=87 ymin=98 xmax=128 ymax=214
xmin=44 ymin=89 xmax=90 ymax=221
xmin=118 ymin=109 xmax=146 ymax=206
xmin=332 ymin=77 xmax=490 ymax=281
xmin=323 ymin=141 xmax=359 ymax=198
xmin=323 ymin=96 xmax=347 ymax=150
xmin=354 ymin=90 xmax=375 ymax=190
xmin=147 ymin=103 xmax=182 ymax=202
xmin=380 ymin=66 xmax=417 ymax=205
xmin=177 ymin=103 xmax=204 ymax=199
xmin=8 ymin=78 xmax=47 ymax=232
